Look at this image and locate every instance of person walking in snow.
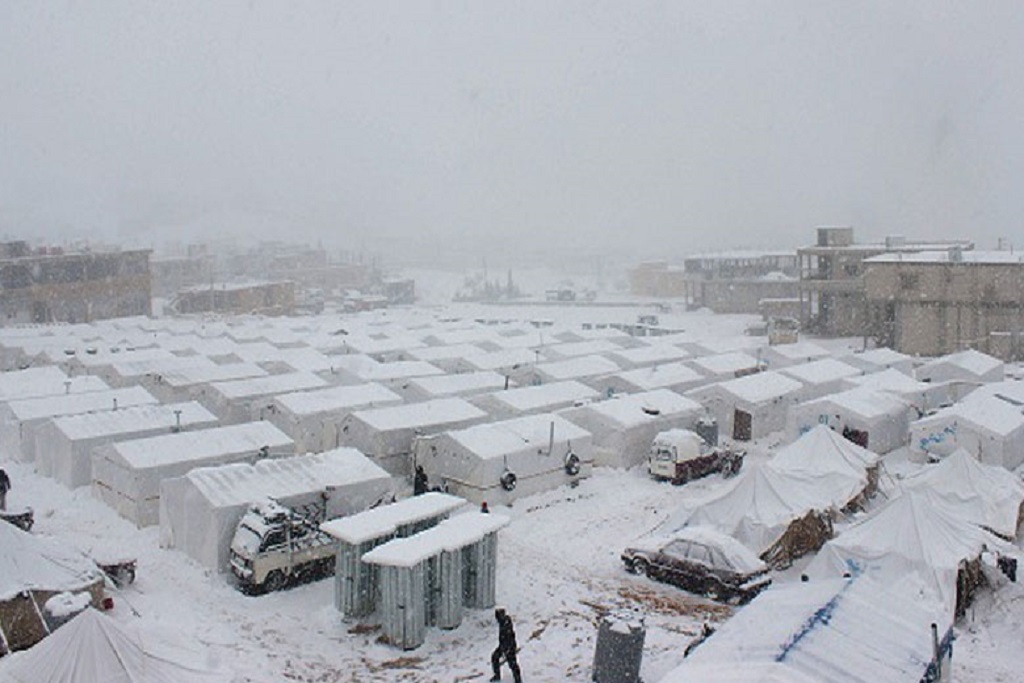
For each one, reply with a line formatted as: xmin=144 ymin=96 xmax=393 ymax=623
xmin=490 ymin=607 xmax=522 ymax=683
xmin=0 ymin=468 xmax=10 ymax=511
xmin=413 ymin=465 xmax=429 ymax=496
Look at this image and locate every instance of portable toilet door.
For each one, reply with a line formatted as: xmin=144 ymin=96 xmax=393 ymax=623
xmin=462 ymin=532 xmax=498 ymax=609
xmin=435 ymin=549 xmax=464 ymax=630
xmin=379 ymin=563 xmax=427 ymax=650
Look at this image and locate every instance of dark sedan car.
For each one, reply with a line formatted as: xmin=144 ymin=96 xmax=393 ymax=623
xmin=621 ymin=526 xmax=771 ymax=604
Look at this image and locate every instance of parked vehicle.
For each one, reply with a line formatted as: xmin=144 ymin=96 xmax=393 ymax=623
xmin=229 ymin=498 xmax=336 ymax=595
xmin=621 ymin=526 xmax=771 ymax=604
xmin=648 ymin=429 xmax=744 ymax=485
xmin=0 ymin=506 xmax=33 ymax=532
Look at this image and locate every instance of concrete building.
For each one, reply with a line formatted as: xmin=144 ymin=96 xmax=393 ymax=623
xmin=0 ymin=242 xmax=152 ymax=324
xmin=797 ymin=227 xmax=972 ymax=338
xmin=864 ymin=250 xmax=1024 ymax=360
xmin=172 ymin=280 xmax=295 ymax=316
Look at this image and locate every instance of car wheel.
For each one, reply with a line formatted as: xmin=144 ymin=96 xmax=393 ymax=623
xmin=264 ymin=570 xmax=287 ymax=593
xmin=632 ymin=558 xmax=650 ymax=577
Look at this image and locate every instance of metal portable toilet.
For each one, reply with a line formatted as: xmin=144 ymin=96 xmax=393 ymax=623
xmin=592 ymin=611 xmax=645 ymax=683
xmin=462 ymin=532 xmax=498 ymax=609
xmin=378 ymin=563 xmax=427 ymax=650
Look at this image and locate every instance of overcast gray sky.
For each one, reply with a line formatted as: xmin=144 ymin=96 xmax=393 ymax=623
xmin=2 ymin=1 xmax=1023 ymax=261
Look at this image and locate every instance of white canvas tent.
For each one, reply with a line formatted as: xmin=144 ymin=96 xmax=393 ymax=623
xmin=202 ymin=371 xmax=330 ymax=424
xmin=768 ymin=425 xmax=880 ymax=510
xmin=35 ymin=401 xmax=220 ymax=488
xmin=92 ymin=421 xmax=295 ymax=527
xmin=604 ymin=343 xmax=691 ymax=370
xmin=778 ymin=359 xmax=863 ymax=403
xmin=903 ymin=448 xmax=1024 ymax=539
xmin=561 ymin=389 xmax=702 ymax=468
xmin=400 ymin=371 xmax=510 ymax=402
xmin=0 ymin=366 xmax=108 ymax=403
xmin=268 ymin=383 xmax=403 ymax=453
xmin=908 ymin=394 xmax=1024 ymax=468
xmin=159 ymin=448 xmax=393 ymax=571
xmin=145 ymin=362 xmax=268 ymax=404
xmin=840 ymin=368 xmax=950 ymax=416
xmin=686 ymin=352 xmax=762 ymax=383
xmin=528 ymin=355 xmax=621 ymax=386
xmin=0 ymin=608 xmax=232 ymax=682
xmin=338 ymin=398 xmax=489 ymax=475
xmin=761 ymin=341 xmax=830 ymax=369
xmin=469 ymin=380 xmax=600 ymax=420
xmin=687 ymin=371 xmax=803 ymax=441
xmin=413 ymin=413 xmax=593 ymax=505
xmin=0 ymin=386 xmax=159 ymax=462
xmin=916 ymin=348 xmax=1004 ymax=387
xmin=591 ymin=361 xmax=707 ymax=399
xmin=840 ymin=347 xmax=915 ymax=375
xmin=785 ymin=388 xmax=911 ymax=454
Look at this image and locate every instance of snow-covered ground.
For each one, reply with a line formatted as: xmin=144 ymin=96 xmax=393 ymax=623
xmin=1 ymin=286 xmax=1023 ymax=681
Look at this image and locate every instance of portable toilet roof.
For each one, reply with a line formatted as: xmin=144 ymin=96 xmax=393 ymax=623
xmin=321 ymin=492 xmax=467 ymax=545
xmin=362 ymin=512 xmax=510 ymax=568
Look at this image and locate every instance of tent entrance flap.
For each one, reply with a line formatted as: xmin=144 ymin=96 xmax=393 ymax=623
xmin=733 ymin=410 xmax=752 ymax=441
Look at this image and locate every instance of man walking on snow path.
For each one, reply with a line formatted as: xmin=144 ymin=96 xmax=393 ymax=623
xmin=0 ymin=468 xmax=10 ymax=511
xmin=490 ymin=607 xmax=522 ymax=682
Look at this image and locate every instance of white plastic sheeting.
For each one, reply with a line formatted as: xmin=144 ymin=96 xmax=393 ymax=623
xmin=268 ymin=382 xmax=403 ymax=453
xmin=786 ymin=388 xmax=910 ymax=454
xmin=469 ymin=380 xmax=599 ymax=420
xmin=908 ymin=394 xmax=1024 ymax=468
xmin=92 ymin=421 xmax=295 ymax=527
xmin=159 ymin=448 xmax=393 ymax=571
xmin=0 ymin=608 xmax=232 ymax=683
xmin=687 ymin=371 xmax=803 ymax=442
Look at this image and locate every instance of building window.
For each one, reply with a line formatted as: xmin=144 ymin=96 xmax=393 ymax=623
xmin=899 ymin=273 xmax=919 ymax=291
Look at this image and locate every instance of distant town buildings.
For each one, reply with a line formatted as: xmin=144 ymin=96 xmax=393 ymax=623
xmin=0 ymin=241 xmax=151 ymax=324
xmin=173 ymin=280 xmax=296 ymax=316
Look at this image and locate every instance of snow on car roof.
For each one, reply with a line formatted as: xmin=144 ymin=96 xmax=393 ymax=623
xmin=361 ymin=512 xmax=509 ymax=567
xmin=353 ymin=397 xmax=487 ymax=431
xmin=448 ymin=413 xmax=591 ymax=459
xmin=670 ymin=525 xmax=767 ymax=574
xmin=272 ymin=383 xmax=402 ymax=416
xmin=320 ymin=492 xmax=467 ymax=544
xmin=109 ymin=421 xmax=293 ymax=469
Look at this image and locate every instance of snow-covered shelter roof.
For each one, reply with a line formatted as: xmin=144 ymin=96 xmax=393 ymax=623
xmin=109 ymin=355 xmax=217 ymax=381
xmin=665 ymin=575 xmax=950 ymax=683
xmin=543 ymin=340 xmax=622 ymax=360
xmin=608 ymin=344 xmax=691 ymax=366
xmin=320 ymin=492 xmax=467 ymax=544
xmin=796 ymin=387 xmax=908 ymax=421
xmin=5 ymin=386 xmax=158 ymax=421
xmin=842 ymin=368 xmax=928 ymax=394
xmin=842 ymin=346 xmax=912 ymax=369
xmin=353 ymin=398 xmax=487 ymax=431
xmin=903 ymin=448 xmax=1024 ymax=538
xmin=361 ymin=512 xmax=509 ymax=568
xmin=407 ymin=344 xmax=489 ymax=363
xmin=207 ymin=371 xmax=328 ymax=400
xmin=919 ymin=394 xmax=1024 ymax=438
xmin=447 ymin=413 xmax=591 ymax=460
xmin=576 ymin=389 xmax=701 ymax=428
xmin=534 ymin=355 xmax=621 ymax=380
xmin=688 ymin=351 xmax=760 ymax=376
xmin=765 ymin=341 xmax=830 ymax=363
xmin=348 ymin=360 xmax=444 ymax=382
xmin=406 ymin=371 xmax=508 ymax=397
xmin=0 ymin=367 xmax=108 ymax=402
xmin=917 ymin=348 xmax=1004 ymax=379
xmin=718 ymin=371 xmax=803 ymax=404
xmin=613 ymin=362 xmax=705 ymax=391
xmin=106 ymin=422 xmax=293 ymax=469
xmin=0 ymin=523 xmax=103 ymax=601
xmin=272 ymin=347 xmax=337 ymax=373
xmin=272 ymin=383 xmax=402 ymax=417
xmin=481 ymin=380 xmax=599 ymax=413
xmin=49 ymin=402 xmax=217 ymax=441
xmin=180 ymin=448 xmax=391 ymax=509
xmin=770 ymin=425 xmax=879 ymax=478
xmin=155 ymin=362 xmax=268 ymax=387
xmin=462 ymin=348 xmax=537 ymax=371
xmin=0 ymin=607 xmax=232 ymax=683
xmin=779 ymin=359 xmax=862 ymax=386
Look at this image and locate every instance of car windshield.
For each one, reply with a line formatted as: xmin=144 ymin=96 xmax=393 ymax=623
xmin=233 ymin=525 xmax=262 ymax=555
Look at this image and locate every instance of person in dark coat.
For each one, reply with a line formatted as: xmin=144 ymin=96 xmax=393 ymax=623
xmin=490 ymin=607 xmax=522 ymax=683
xmin=0 ymin=468 xmax=10 ymax=511
xmin=413 ymin=465 xmax=429 ymax=496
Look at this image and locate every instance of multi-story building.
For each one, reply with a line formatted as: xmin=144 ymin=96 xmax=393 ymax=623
xmin=798 ymin=227 xmax=972 ymax=337
xmin=173 ymin=280 xmax=295 ymax=317
xmin=0 ymin=242 xmax=152 ymax=324
xmin=865 ymin=248 xmax=1024 ymax=360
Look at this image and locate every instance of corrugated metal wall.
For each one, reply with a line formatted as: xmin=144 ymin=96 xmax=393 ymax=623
xmin=435 ymin=549 xmax=463 ymax=630
xmin=378 ymin=564 xmax=427 ymax=650
xmin=336 ymin=539 xmax=386 ymax=618
xmin=462 ymin=533 xmax=498 ymax=609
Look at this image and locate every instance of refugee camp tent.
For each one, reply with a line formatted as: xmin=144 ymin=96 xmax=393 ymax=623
xmin=144 ymin=362 xmax=268 ymax=404
xmin=591 ymin=361 xmax=707 ymax=399
xmin=268 ymin=383 xmax=403 ymax=453
xmin=903 ymin=448 xmax=1024 ymax=539
xmin=202 ymin=371 xmax=330 ymax=424
xmin=840 ymin=347 xmax=915 ymax=375
xmin=687 ymin=371 xmax=803 ymax=442
xmin=562 ymin=389 xmax=702 ymax=468
xmin=92 ymin=421 xmax=295 ymax=527
xmin=0 ymin=386 xmax=159 ymax=462
xmin=159 ymin=448 xmax=393 ymax=571
xmin=761 ymin=341 xmax=831 ymax=369
xmin=0 ymin=607 xmax=232 ymax=682
xmin=338 ymin=398 xmax=489 ymax=475
xmin=0 ymin=366 xmax=108 ymax=403
xmin=106 ymin=354 xmax=218 ymax=388
xmin=840 ymin=368 xmax=950 ymax=416
xmin=769 ymin=425 xmax=880 ymax=511
xmin=0 ymin=522 xmax=105 ymax=655
xmin=541 ymin=340 xmax=623 ymax=361
xmin=407 ymin=344 xmax=490 ymax=374
xmin=335 ymin=359 xmax=444 ymax=387
xmin=399 ymin=371 xmax=511 ymax=402
xmin=662 ymin=575 xmax=952 ymax=683
xmin=785 ymin=388 xmax=911 ymax=454
xmin=778 ymin=359 xmax=863 ymax=403
xmin=806 ymin=488 xmax=1011 ymax=619
xmin=604 ymin=344 xmax=691 ymax=370
xmin=469 ymin=380 xmax=600 ymax=420
xmin=527 ymin=355 xmax=622 ymax=386
xmin=413 ymin=413 xmax=593 ymax=504
xmin=908 ymin=394 xmax=1024 ymax=468
xmin=916 ymin=348 xmax=1004 ymax=388
xmin=686 ymin=352 xmax=762 ymax=383
xmin=36 ymin=401 xmax=220 ymax=488
xmin=461 ymin=348 xmax=537 ymax=378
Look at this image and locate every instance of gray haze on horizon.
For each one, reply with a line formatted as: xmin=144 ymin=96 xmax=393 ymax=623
xmin=2 ymin=1 xmax=1023 ymax=263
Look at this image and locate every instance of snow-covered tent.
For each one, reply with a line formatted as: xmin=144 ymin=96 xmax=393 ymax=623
xmin=916 ymin=348 xmax=1004 ymax=391
xmin=526 ymin=355 xmax=621 ymax=386
xmin=785 ymin=387 xmax=911 ymax=454
xmin=778 ymin=359 xmax=863 ymax=403
xmin=840 ymin=368 xmax=951 ymax=416
xmin=461 ymin=348 xmax=537 ymax=377
xmin=561 ymin=389 xmax=702 ymax=468
xmin=406 ymin=344 xmax=490 ymax=374
xmin=591 ymin=361 xmax=707 ymax=399
xmin=338 ymin=398 xmax=489 ymax=475
xmin=0 ymin=607 xmax=233 ymax=682
xmin=904 ymin=448 xmax=1024 ymax=539
xmin=144 ymin=362 xmax=268 ymax=403
xmin=35 ymin=401 xmax=219 ymax=488
xmin=399 ymin=371 xmax=511 ymax=402
xmin=761 ymin=341 xmax=831 ymax=369
xmin=908 ymin=394 xmax=1024 ymax=468
xmin=686 ymin=371 xmax=804 ymax=441
xmin=106 ymin=354 xmax=218 ymax=388
xmin=0 ymin=366 xmax=108 ymax=403
xmin=0 ymin=387 xmax=159 ymax=462
xmin=202 ymin=371 xmax=330 ymax=424
xmin=92 ymin=421 xmax=295 ymax=527
xmin=662 ymin=576 xmax=952 ymax=683
xmin=769 ymin=425 xmax=881 ymax=511
xmin=0 ymin=523 xmax=105 ymax=655
xmin=469 ymin=380 xmax=600 ymax=420
xmin=665 ymin=464 xmax=843 ymax=568
xmin=335 ymin=359 xmax=444 ymax=387
xmin=686 ymin=351 xmax=762 ymax=383
xmin=806 ymin=489 xmax=1011 ymax=618
xmin=840 ymin=347 xmax=915 ymax=375
xmin=604 ymin=344 xmax=691 ymax=370
xmin=413 ymin=413 xmax=593 ymax=504
xmin=268 ymin=383 xmax=403 ymax=453
xmin=159 ymin=448 xmax=393 ymax=571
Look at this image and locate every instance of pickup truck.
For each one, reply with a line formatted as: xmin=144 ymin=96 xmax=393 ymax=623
xmin=229 ymin=498 xmax=336 ymax=594
xmin=648 ymin=429 xmax=744 ymax=485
